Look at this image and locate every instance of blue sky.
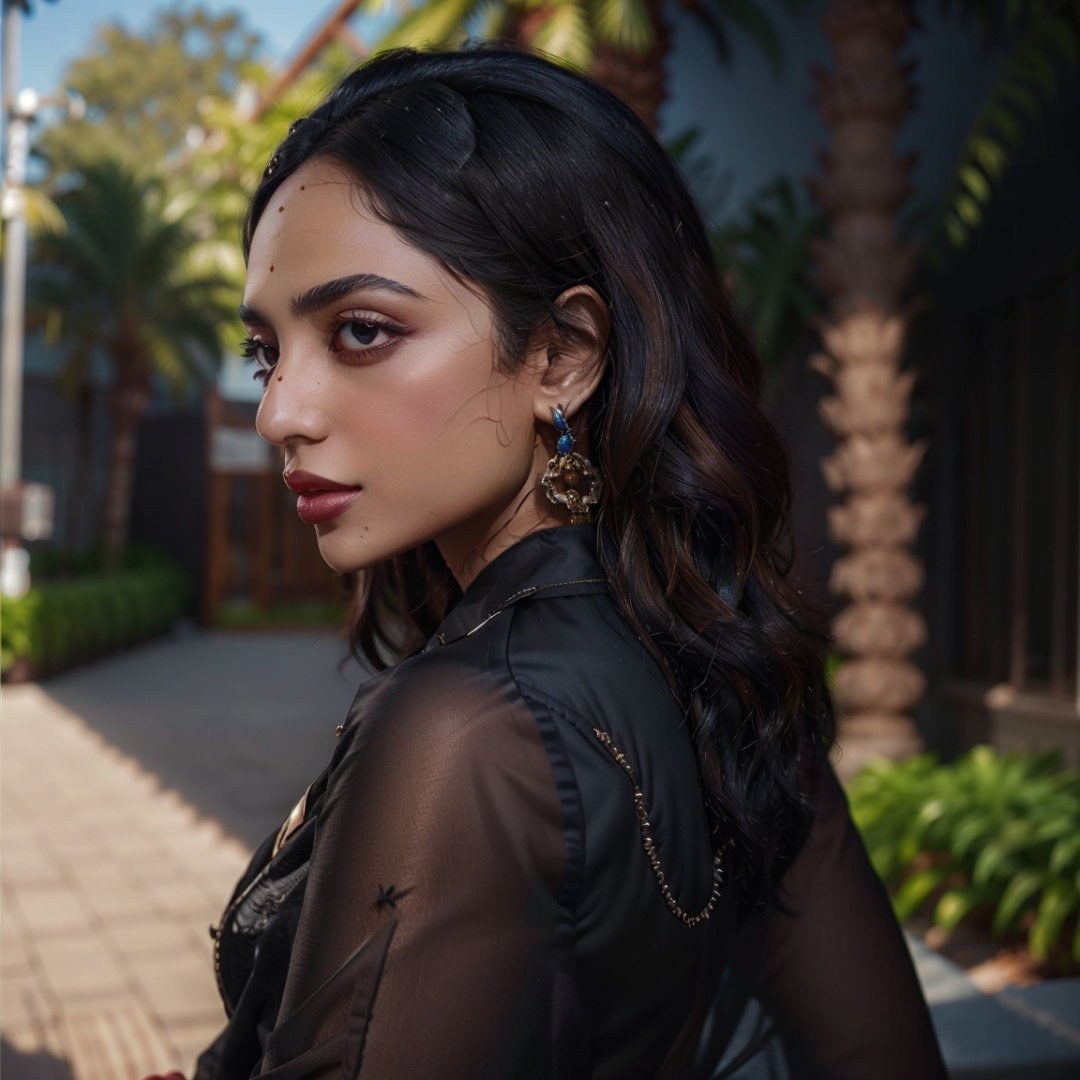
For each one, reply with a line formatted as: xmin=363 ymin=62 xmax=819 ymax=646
xmin=19 ymin=1 xmax=343 ymax=95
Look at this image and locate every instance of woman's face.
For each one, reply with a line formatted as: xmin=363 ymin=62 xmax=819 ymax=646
xmin=244 ymin=158 xmax=556 ymax=583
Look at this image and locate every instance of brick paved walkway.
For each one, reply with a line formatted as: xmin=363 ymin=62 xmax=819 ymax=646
xmin=1 ymin=631 xmax=363 ymax=1080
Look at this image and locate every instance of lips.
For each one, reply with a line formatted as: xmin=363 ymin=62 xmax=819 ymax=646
xmin=283 ymin=470 xmax=362 ymax=525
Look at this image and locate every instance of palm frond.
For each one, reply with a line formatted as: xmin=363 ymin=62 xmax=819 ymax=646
xmin=377 ymin=0 xmax=486 ymax=50
xmin=533 ymin=1 xmax=596 ymax=67
xmin=932 ymin=1 xmax=1079 ymax=254
xmin=28 ymin=155 xmax=235 ymax=398
xmin=24 ymin=188 xmax=66 ymax=240
xmin=593 ymin=0 xmax=653 ymax=53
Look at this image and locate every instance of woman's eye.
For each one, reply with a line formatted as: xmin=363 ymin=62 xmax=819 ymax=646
xmin=332 ymin=318 xmax=404 ymax=356
xmin=240 ymin=337 xmax=279 ymax=384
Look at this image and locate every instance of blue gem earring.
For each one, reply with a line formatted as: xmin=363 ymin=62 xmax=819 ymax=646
xmin=540 ymin=405 xmax=600 ymax=524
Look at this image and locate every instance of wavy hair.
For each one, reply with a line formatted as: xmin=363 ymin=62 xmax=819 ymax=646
xmin=245 ymin=46 xmax=835 ymax=911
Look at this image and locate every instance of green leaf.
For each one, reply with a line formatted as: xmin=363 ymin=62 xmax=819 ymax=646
xmin=935 ymin=886 xmax=987 ymax=934
xmin=971 ymin=135 xmax=1007 ymax=180
xmin=973 ymin=838 xmax=1024 ymax=888
xmin=1030 ymin=880 xmax=1078 ymax=961
xmin=532 ymin=1 xmax=595 ymax=68
xmin=377 ymin=0 xmax=484 ymax=50
xmin=594 ymin=0 xmax=653 ymax=53
xmin=950 ymin=811 xmax=995 ymax=860
xmin=894 ymin=867 xmax=948 ymax=921
xmin=945 ymin=215 xmax=967 ymax=248
xmin=1034 ymin=815 xmax=1079 ymax=845
xmin=959 ymin=164 xmax=991 ymax=203
xmin=956 ymin=194 xmax=983 ymax=227
xmin=992 ymin=870 xmax=1046 ymax=936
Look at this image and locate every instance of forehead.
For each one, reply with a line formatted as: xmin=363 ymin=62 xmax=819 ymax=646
xmin=244 ymin=159 xmax=440 ymax=307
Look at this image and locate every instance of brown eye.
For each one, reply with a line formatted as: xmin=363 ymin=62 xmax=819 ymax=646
xmin=338 ymin=320 xmax=382 ymax=349
xmin=330 ymin=317 xmax=406 ymax=357
xmin=241 ymin=337 xmax=279 ymax=383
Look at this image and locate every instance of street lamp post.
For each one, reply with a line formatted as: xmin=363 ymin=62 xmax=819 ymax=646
xmin=2 ymin=88 xmax=31 ymax=497
xmin=1 ymin=1 xmax=76 ymax=596
xmin=0 ymin=0 xmax=32 ymax=597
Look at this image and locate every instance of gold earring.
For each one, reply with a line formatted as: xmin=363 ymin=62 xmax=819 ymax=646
xmin=540 ymin=404 xmax=600 ymax=524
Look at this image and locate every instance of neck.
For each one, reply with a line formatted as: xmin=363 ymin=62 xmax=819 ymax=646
xmin=437 ymin=424 xmax=597 ymax=590
xmin=437 ymin=483 xmax=567 ymax=592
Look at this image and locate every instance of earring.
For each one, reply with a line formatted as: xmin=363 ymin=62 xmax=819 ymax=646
xmin=540 ymin=405 xmax=600 ymax=524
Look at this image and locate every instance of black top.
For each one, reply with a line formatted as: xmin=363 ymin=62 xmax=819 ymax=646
xmin=194 ymin=524 xmax=946 ymax=1079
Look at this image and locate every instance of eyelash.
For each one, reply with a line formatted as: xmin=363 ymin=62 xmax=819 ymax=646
xmin=240 ymin=316 xmax=408 ymax=385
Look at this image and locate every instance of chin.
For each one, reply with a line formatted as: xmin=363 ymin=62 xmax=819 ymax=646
xmin=314 ymin=523 xmax=411 ymax=575
xmin=314 ymin=528 xmax=379 ymax=575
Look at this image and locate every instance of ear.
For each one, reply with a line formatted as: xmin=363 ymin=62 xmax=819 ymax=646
xmin=529 ymin=285 xmax=610 ymax=427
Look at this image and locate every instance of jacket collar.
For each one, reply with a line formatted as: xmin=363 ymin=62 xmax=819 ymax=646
xmin=427 ymin=523 xmax=610 ymax=649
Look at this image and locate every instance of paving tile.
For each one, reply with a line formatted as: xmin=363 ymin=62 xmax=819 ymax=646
xmin=1 ymin=914 xmax=36 ymax=975
xmin=34 ymin=934 xmax=131 ymax=1001
xmin=73 ymin=877 xmax=149 ymax=924
xmin=9 ymin=885 xmax=92 ymax=939
xmin=0 ymin=844 xmax=67 ymax=888
xmin=140 ymin=877 xmax=220 ymax=921
xmin=1 ymin=971 xmax=59 ymax=1036
xmin=98 ymin=837 xmax=180 ymax=866
xmin=58 ymin=1002 xmax=175 ymax=1080
xmin=0 ymin=974 xmax=70 ymax=1080
xmin=101 ymin=915 xmax=206 ymax=960
xmin=41 ymin=824 xmax=107 ymax=853
xmin=0 ymin=823 xmax=40 ymax=850
xmin=126 ymin=951 xmax=223 ymax=1026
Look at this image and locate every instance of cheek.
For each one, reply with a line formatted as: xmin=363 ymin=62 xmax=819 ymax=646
xmin=360 ymin=341 xmax=533 ymax=471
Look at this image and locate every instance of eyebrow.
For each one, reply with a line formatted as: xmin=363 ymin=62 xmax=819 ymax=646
xmin=238 ymin=273 xmax=427 ymax=325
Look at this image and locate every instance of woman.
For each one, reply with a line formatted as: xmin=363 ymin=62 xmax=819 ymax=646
xmin=181 ymin=46 xmax=945 ymax=1079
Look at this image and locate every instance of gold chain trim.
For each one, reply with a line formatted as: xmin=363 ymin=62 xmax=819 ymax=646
xmin=592 ymin=727 xmax=725 ymax=928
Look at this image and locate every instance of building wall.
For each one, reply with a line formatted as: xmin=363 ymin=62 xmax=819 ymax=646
xmin=911 ymin=67 xmax=1080 ymax=761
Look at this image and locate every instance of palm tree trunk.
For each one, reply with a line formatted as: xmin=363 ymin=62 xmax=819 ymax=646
xmin=809 ymin=0 xmax=927 ymax=776
xmin=102 ymin=379 xmax=150 ymax=567
xmin=590 ymin=0 xmax=669 ymax=132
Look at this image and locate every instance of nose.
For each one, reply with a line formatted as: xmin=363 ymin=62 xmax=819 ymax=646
xmin=254 ymin=356 xmax=331 ymax=448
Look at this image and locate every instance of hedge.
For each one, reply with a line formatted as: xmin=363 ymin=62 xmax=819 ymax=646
xmin=1 ymin=560 xmax=187 ymax=679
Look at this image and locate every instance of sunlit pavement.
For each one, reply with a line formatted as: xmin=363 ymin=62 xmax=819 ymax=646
xmin=1 ymin=630 xmax=365 ymax=1080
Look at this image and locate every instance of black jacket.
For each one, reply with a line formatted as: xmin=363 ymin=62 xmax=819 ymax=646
xmin=196 ymin=523 xmax=945 ymax=1079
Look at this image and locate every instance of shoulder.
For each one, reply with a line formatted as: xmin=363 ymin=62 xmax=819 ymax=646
xmin=321 ymin=644 xmax=568 ymax=891
xmin=329 ymin=644 xmax=549 ymax=805
xmin=502 ymin=588 xmax=682 ymax=742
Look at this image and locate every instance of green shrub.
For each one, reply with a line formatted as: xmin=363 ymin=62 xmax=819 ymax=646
xmin=848 ymin=746 xmax=1080 ymax=967
xmin=215 ymin=600 xmax=347 ymax=630
xmin=0 ymin=559 xmax=188 ymax=678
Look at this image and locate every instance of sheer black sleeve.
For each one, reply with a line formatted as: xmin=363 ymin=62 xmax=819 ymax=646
xmin=255 ymin=658 xmax=580 ymax=1079
xmin=724 ymin=760 xmax=947 ymax=1079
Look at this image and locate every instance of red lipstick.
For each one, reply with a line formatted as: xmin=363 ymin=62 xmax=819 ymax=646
xmin=283 ymin=470 xmax=362 ymax=525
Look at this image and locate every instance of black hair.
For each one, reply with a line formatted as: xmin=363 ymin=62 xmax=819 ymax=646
xmin=246 ymin=46 xmax=835 ymax=912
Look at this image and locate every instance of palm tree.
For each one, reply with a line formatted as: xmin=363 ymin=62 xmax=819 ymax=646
xmin=809 ymin=0 xmax=927 ymax=771
xmin=29 ymin=159 xmax=234 ymax=563
xmin=366 ymin=0 xmax=791 ymax=131
xmin=809 ymin=0 xmax=1079 ymax=773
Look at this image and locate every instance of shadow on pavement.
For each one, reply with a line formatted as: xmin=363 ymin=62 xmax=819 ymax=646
xmin=0 ymin=1038 xmax=76 ymax=1080
xmin=37 ymin=629 xmax=369 ymax=848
